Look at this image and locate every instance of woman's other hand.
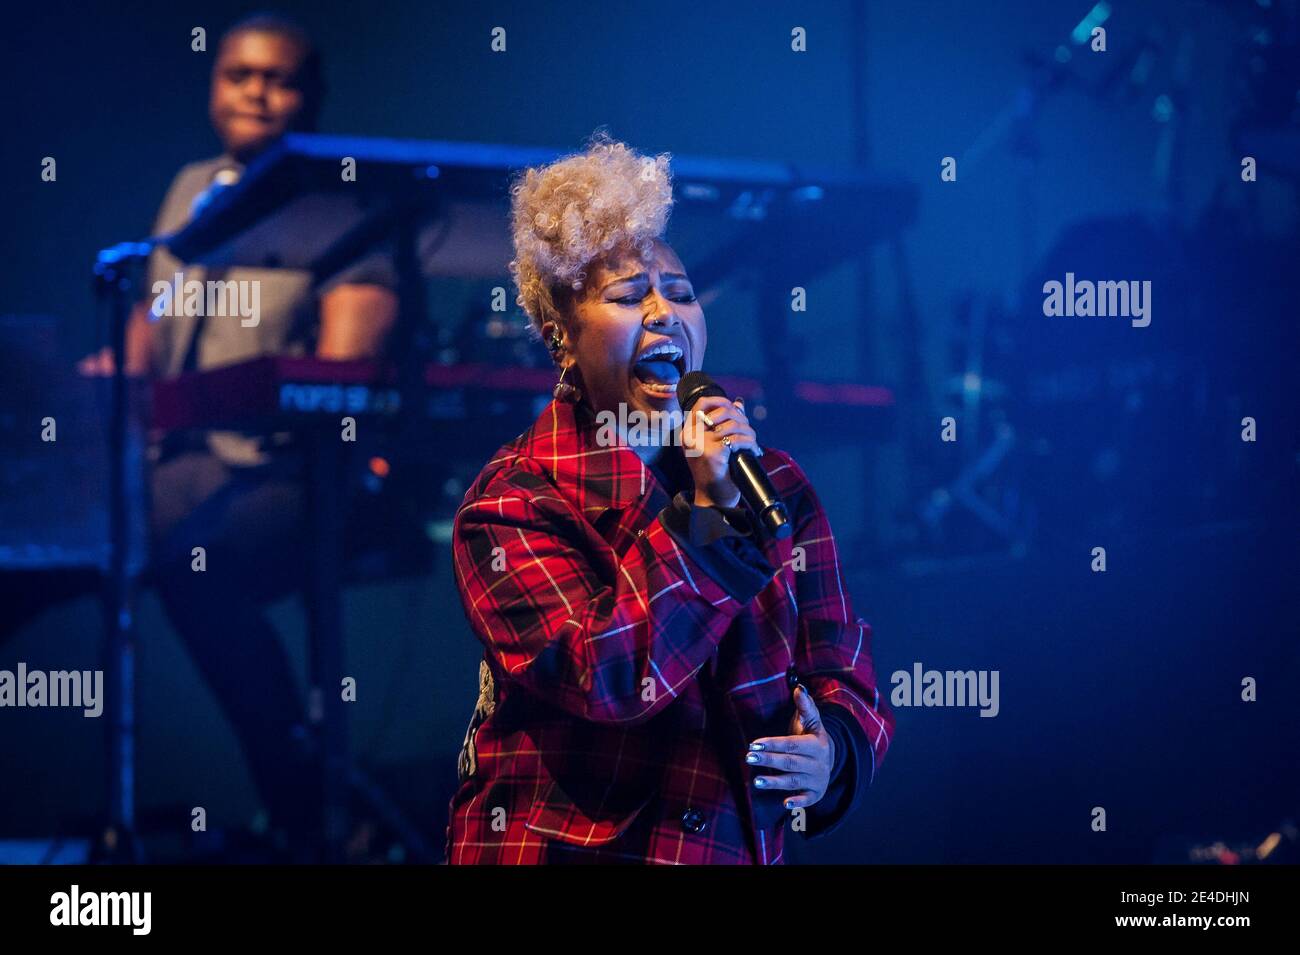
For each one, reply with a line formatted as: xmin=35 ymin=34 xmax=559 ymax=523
xmin=746 ymin=686 xmax=836 ymax=811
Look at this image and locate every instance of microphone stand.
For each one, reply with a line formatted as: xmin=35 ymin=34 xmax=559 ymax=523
xmin=90 ymin=240 xmax=153 ymax=863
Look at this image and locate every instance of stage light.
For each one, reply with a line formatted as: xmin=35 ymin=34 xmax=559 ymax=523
xmin=1071 ymin=2 xmax=1111 ymax=46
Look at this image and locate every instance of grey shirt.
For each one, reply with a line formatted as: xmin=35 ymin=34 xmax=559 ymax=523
xmin=147 ymin=154 xmax=397 ymax=466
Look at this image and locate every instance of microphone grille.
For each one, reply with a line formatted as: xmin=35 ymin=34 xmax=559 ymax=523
xmin=676 ymin=370 xmax=726 ymax=411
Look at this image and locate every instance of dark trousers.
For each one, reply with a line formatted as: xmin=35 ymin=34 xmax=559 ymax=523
xmin=149 ymin=449 xmax=323 ymax=850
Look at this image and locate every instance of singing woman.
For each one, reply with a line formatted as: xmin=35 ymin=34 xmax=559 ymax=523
xmin=446 ymin=136 xmax=894 ymax=864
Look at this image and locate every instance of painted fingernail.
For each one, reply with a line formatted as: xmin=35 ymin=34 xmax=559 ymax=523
xmin=749 ymin=743 xmax=764 ymax=751
xmin=754 ymin=778 xmax=766 ymax=788
xmin=784 ymin=800 xmax=795 ymax=809
xmin=745 ymin=752 xmax=759 ymax=763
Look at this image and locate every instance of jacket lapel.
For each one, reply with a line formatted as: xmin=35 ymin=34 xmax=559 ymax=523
xmin=515 ymin=400 xmax=667 ymax=550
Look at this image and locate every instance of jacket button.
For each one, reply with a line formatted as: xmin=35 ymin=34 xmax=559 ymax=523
xmin=680 ymin=808 xmax=707 ymax=834
xmin=786 ymin=665 xmax=801 ymax=690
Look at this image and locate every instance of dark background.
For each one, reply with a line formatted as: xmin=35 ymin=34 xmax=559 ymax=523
xmin=2 ymin=0 xmax=1297 ymax=863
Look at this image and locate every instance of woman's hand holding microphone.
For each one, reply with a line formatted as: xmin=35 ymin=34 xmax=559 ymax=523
xmin=681 ymin=395 xmax=760 ymax=509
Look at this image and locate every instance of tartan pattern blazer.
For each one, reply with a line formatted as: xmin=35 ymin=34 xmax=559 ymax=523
xmin=446 ymin=398 xmax=894 ymax=864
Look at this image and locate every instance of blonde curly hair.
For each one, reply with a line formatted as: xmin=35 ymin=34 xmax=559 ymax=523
xmin=509 ymin=134 xmax=674 ymax=343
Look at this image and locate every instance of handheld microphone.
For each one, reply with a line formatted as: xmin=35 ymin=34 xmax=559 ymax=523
xmin=677 ymin=371 xmax=792 ymax=540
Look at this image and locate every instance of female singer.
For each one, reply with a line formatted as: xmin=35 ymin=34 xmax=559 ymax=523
xmin=446 ymin=136 xmax=894 ymax=864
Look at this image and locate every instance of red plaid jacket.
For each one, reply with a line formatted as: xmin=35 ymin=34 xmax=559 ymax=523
xmin=446 ymin=398 xmax=894 ymax=864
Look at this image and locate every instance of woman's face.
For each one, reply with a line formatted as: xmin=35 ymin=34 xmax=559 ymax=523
xmin=552 ymin=239 xmax=706 ymax=421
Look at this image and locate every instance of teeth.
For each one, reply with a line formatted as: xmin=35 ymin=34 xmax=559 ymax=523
xmin=635 ymin=343 xmax=684 ymax=363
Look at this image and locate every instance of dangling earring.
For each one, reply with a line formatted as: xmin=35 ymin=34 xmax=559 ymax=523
xmin=553 ymin=364 xmax=582 ymax=403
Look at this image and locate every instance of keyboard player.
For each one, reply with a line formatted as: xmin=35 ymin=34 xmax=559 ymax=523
xmin=80 ymin=14 xmax=399 ymax=859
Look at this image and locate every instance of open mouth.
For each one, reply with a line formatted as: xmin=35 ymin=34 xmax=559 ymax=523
xmin=631 ymin=341 xmax=686 ymax=399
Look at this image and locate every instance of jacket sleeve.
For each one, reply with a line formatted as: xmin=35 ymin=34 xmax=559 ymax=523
xmin=777 ymin=453 xmax=896 ymax=839
xmin=452 ymin=460 xmax=776 ymax=726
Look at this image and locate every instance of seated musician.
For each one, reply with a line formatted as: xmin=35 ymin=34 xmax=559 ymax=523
xmin=83 ymin=14 xmax=399 ymax=858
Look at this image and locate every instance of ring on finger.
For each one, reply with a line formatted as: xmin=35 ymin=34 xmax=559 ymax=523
xmin=722 ymin=434 xmax=732 ymax=448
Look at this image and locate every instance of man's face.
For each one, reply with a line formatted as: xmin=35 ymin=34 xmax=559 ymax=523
xmin=209 ymin=31 xmax=313 ymax=161
xmin=558 ymin=239 xmax=707 ymax=421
